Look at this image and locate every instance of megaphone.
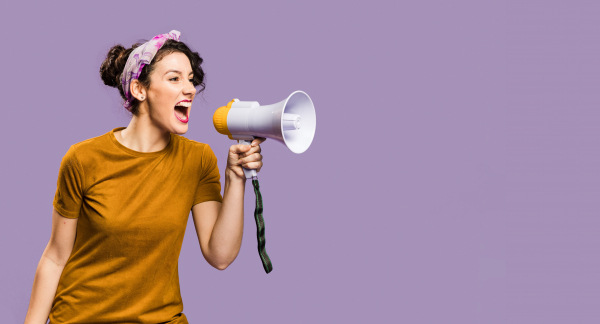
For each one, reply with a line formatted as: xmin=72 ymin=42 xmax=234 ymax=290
xmin=213 ymin=90 xmax=316 ymax=179
xmin=212 ymin=91 xmax=316 ymax=274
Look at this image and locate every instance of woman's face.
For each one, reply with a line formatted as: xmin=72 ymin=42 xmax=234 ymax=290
xmin=144 ymin=52 xmax=196 ymax=134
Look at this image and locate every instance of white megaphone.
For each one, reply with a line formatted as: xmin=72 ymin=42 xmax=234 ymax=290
xmin=213 ymin=90 xmax=316 ymax=179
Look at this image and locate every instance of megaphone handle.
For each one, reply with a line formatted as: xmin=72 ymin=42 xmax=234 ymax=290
xmin=237 ymin=139 xmax=258 ymax=179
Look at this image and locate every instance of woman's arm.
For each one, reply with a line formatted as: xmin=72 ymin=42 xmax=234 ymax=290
xmin=191 ymin=139 xmax=265 ymax=270
xmin=192 ymin=174 xmax=245 ymax=270
xmin=24 ymin=207 xmax=77 ymax=324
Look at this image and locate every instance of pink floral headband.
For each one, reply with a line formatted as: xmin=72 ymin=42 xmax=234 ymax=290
xmin=120 ymin=30 xmax=181 ymax=110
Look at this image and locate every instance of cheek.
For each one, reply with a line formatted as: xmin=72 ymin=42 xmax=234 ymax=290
xmin=151 ymin=89 xmax=177 ymax=116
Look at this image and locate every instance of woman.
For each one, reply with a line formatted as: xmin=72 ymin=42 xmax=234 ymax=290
xmin=24 ymin=30 xmax=264 ymax=324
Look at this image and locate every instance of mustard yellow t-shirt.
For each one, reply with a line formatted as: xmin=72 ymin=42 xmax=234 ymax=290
xmin=50 ymin=126 xmax=223 ymax=324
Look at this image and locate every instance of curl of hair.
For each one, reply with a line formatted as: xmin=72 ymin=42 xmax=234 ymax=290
xmin=99 ymin=39 xmax=205 ymax=116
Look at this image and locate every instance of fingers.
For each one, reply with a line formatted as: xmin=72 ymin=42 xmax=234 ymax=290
xmin=240 ymin=144 xmax=261 ymax=158
xmin=238 ymin=151 xmax=263 ymax=171
xmin=230 ymin=139 xmax=264 ymax=155
xmin=229 ymin=138 xmax=266 ymax=172
xmin=240 ymin=160 xmax=263 ymax=171
xmin=238 ymin=152 xmax=263 ymax=166
xmin=230 ymin=143 xmax=253 ymax=154
xmin=251 ymin=137 xmax=267 ymax=147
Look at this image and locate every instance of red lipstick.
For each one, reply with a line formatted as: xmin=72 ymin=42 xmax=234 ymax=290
xmin=174 ymin=100 xmax=191 ymax=123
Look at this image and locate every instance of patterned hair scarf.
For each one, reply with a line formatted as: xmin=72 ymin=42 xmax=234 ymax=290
xmin=120 ymin=30 xmax=181 ymax=110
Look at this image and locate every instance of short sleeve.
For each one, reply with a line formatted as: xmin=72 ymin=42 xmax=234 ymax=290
xmin=53 ymin=145 xmax=85 ymax=218
xmin=192 ymin=144 xmax=223 ymax=207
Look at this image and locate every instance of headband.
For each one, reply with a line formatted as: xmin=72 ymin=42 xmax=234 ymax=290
xmin=120 ymin=30 xmax=181 ymax=110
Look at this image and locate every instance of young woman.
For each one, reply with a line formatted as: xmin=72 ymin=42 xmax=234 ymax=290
xmin=24 ymin=30 xmax=264 ymax=324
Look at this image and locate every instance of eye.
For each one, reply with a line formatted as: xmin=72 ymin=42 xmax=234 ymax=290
xmin=169 ymin=76 xmax=194 ymax=83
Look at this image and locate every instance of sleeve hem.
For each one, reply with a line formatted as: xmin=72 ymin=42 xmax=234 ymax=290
xmin=53 ymin=201 xmax=80 ymax=219
xmin=192 ymin=196 xmax=223 ymax=207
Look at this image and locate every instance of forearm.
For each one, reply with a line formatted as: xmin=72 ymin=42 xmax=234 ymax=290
xmin=208 ymin=170 xmax=246 ymax=268
xmin=24 ymin=249 xmax=66 ymax=324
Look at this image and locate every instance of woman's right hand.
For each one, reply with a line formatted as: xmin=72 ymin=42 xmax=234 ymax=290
xmin=225 ymin=138 xmax=266 ymax=180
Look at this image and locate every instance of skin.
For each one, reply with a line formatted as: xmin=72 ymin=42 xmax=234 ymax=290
xmin=24 ymin=52 xmax=264 ymax=323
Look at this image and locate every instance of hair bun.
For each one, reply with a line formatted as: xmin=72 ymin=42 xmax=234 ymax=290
xmin=100 ymin=44 xmax=128 ymax=88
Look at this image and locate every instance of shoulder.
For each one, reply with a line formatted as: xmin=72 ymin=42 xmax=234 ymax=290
xmin=60 ymin=132 xmax=102 ymax=155
xmin=59 ymin=132 xmax=111 ymax=172
xmin=174 ymin=134 xmax=214 ymax=154
xmin=174 ymin=135 xmax=219 ymax=167
xmin=69 ymin=132 xmax=108 ymax=154
xmin=175 ymin=134 xmax=208 ymax=148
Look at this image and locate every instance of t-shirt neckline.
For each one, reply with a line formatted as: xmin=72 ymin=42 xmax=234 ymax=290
xmin=109 ymin=127 xmax=174 ymax=157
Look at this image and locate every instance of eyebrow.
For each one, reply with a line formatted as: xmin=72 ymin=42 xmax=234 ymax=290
xmin=164 ymin=69 xmax=193 ymax=75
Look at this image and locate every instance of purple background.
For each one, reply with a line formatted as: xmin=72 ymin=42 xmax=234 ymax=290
xmin=0 ymin=0 xmax=596 ymax=323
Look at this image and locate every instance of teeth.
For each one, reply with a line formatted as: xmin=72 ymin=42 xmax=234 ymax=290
xmin=176 ymin=101 xmax=192 ymax=107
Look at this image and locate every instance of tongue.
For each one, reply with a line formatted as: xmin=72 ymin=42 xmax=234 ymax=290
xmin=174 ymin=106 xmax=186 ymax=119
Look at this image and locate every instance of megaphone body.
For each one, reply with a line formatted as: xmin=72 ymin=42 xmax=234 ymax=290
xmin=213 ymin=90 xmax=316 ymax=179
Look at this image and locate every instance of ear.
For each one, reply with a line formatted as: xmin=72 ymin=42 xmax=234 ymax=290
xmin=130 ymin=79 xmax=147 ymax=101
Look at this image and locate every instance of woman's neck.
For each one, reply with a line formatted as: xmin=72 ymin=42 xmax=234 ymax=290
xmin=114 ymin=115 xmax=171 ymax=153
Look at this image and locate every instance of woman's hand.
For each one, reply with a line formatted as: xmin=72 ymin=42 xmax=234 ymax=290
xmin=226 ymin=137 xmax=266 ymax=180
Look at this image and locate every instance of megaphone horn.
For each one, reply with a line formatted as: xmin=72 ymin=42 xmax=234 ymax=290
xmin=213 ymin=90 xmax=316 ymax=155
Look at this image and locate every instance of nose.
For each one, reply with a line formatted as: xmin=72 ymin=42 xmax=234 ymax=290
xmin=184 ymin=79 xmax=196 ymax=96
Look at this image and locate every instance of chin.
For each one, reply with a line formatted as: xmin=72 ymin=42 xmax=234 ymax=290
xmin=172 ymin=124 xmax=189 ymax=135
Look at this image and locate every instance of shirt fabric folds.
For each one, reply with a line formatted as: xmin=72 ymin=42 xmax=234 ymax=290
xmin=49 ymin=126 xmax=223 ymax=324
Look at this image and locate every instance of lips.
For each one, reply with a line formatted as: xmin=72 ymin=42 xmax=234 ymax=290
xmin=174 ymin=107 xmax=188 ymax=123
xmin=175 ymin=99 xmax=191 ymax=105
xmin=174 ymin=100 xmax=191 ymax=123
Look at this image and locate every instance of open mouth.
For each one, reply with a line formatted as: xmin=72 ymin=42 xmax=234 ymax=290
xmin=174 ymin=101 xmax=191 ymax=122
xmin=174 ymin=105 xmax=188 ymax=118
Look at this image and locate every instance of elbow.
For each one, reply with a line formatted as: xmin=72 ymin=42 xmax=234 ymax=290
xmin=215 ymin=262 xmax=231 ymax=271
xmin=202 ymin=250 xmax=230 ymax=270
xmin=208 ymin=252 xmax=237 ymax=270
xmin=206 ymin=249 xmax=238 ymax=270
xmin=207 ymin=256 xmax=231 ymax=270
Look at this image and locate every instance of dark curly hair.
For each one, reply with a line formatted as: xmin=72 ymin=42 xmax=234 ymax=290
xmin=99 ymin=39 xmax=205 ymax=116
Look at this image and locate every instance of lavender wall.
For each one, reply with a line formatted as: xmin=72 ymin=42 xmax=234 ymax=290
xmin=0 ymin=0 xmax=596 ymax=323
